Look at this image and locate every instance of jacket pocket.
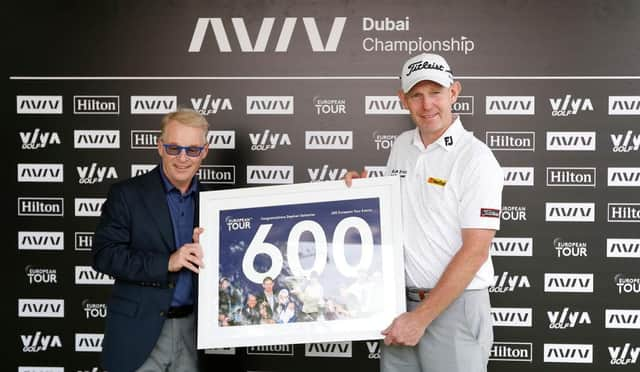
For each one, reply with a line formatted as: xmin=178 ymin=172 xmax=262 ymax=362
xmin=108 ymin=295 xmax=139 ymax=318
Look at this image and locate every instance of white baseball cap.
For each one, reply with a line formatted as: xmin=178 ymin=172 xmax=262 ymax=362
xmin=401 ymin=53 xmax=453 ymax=93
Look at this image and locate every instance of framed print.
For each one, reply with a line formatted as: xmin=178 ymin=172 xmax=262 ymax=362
xmin=197 ymin=176 xmax=405 ymax=349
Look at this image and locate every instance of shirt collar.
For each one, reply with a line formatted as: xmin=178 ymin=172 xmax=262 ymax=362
xmin=412 ymin=115 xmax=464 ymax=152
xmin=158 ymin=162 xmax=198 ymax=196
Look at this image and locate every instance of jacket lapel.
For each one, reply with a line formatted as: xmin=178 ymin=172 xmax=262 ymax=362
xmin=138 ymin=167 xmax=175 ymax=251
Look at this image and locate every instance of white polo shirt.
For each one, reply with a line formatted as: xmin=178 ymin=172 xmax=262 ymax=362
xmin=386 ymin=117 xmax=503 ymax=289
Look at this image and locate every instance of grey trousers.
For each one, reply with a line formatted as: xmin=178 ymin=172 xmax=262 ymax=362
xmin=381 ymin=289 xmax=493 ymax=372
xmin=136 ymin=313 xmax=198 ymax=372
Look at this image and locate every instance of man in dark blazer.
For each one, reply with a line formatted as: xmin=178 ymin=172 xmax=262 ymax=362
xmin=93 ymin=108 xmax=209 ymax=372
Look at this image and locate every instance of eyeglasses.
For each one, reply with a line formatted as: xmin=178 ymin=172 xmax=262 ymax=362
xmin=162 ymin=143 xmax=205 ymax=157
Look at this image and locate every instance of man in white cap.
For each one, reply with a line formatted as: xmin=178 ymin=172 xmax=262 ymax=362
xmin=345 ymin=53 xmax=503 ymax=372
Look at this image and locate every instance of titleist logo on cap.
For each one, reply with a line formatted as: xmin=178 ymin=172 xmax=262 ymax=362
xmin=406 ymin=60 xmax=447 ymax=76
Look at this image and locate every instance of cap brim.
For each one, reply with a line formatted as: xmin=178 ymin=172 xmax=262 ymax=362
xmin=403 ymin=74 xmax=452 ymax=93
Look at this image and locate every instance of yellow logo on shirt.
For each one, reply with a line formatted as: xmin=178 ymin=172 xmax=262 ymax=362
xmin=427 ymin=177 xmax=447 ymax=187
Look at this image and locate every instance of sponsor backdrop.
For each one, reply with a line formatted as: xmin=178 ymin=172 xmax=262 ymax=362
xmin=9 ymin=0 xmax=640 ymax=371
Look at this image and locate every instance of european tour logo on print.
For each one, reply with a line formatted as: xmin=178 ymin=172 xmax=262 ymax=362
xmin=481 ymin=208 xmax=500 ymax=218
xmin=427 ymin=177 xmax=447 ymax=187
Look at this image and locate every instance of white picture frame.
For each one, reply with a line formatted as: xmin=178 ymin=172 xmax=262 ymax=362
xmin=197 ymin=176 xmax=405 ymax=349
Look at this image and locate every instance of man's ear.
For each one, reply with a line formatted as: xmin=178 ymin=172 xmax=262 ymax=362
xmin=450 ymin=81 xmax=462 ymax=103
xmin=397 ymin=89 xmax=408 ymax=109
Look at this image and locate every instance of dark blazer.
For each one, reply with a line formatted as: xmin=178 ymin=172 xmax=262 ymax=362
xmin=93 ymin=167 xmax=199 ymax=372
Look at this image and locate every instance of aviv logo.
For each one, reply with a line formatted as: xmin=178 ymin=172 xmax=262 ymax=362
xmin=549 ymin=95 xmax=593 ymax=116
xmin=614 ymin=274 xmax=640 ymax=294
xmin=17 ymin=95 xmax=62 ymax=114
xmin=25 ymin=266 xmax=58 ymax=285
xmin=547 ymin=307 xmax=591 ymax=329
xmin=18 ymin=197 xmax=63 ymax=216
xmin=485 ymin=131 xmax=534 ymax=151
xmin=75 ymin=198 xmax=106 ymax=217
xmin=489 ymin=342 xmax=532 ymax=362
xmin=609 ymin=96 xmax=640 ymax=115
xmin=130 ymin=130 xmax=159 ymax=149
xmin=490 ymin=237 xmax=533 ymax=257
xmin=490 ymin=272 xmax=530 ymax=293
xmin=608 ymin=203 xmax=640 ymax=223
xmin=307 ymin=165 xmax=348 ymax=182
xmin=75 ymin=232 xmax=94 ymax=251
xmin=247 ymin=96 xmax=293 ymax=114
xmin=208 ymin=130 xmax=235 ymax=149
xmin=246 ymin=165 xmax=294 ymax=184
xmin=82 ymin=300 xmax=107 ymax=319
xmin=452 ymin=96 xmax=474 ymax=115
xmin=249 ymin=130 xmax=291 ymax=150
xmin=485 ymin=96 xmax=535 ymax=115
xmin=608 ymin=167 xmax=640 ymax=186
xmin=544 ymin=273 xmax=593 ymax=293
xmin=364 ymin=166 xmax=387 ymax=178
xmin=305 ymin=342 xmax=352 ymax=357
xmin=546 ymin=167 xmax=596 ymax=187
xmin=544 ymin=344 xmax=593 ymax=364
xmin=18 ymin=231 xmax=64 ymax=251
xmin=545 ymin=202 xmax=595 ymax=222
xmin=197 ymin=165 xmax=235 ymax=184
xmin=75 ymin=333 xmax=103 ymax=352
xmin=77 ymin=164 xmax=118 ymax=184
xmin=131 ymin=164 xmax=156 ymax=177
xmin=21 ymin=332 xmax=62 ymax=352
xmin=73 ymin=96 xmax=119 ymax=114
xmin=130 ymin=96 xmax=176 ymax=114
xmin=365 ymin=96 xmax=408 ymax=114
xmin=190 ymin=94 xmax=232 ymax=115
xmin=609 ymin=343 xmax=640 ymax=366
xmin=314 ymin=97 xmax=346 ymax=115
xmin=305 ymin=131 xmax=353 ymax=149
xmin=611 ymin=130 xmax=640 ymax=152
xmin=74 ymin=130 xmax=120 ymax=149
xmin=18 ymin=299 xmax=64 ymax=318
xmin=246 ymin=344 xmax=294 ymax=356
xmin=75 ymin=266 xmax=114 ymax=285
xmin=605 ymin=309 xmax=640 ymax=329
xmin=553 ymin=238 xmax=588 ymax=257
xmin=607 ymin=238 xmax=640 ymax=258
xmin=17 ymin=164 xmax=64 ymax=183
xmin=19 ymin=129 xmax=61 ymax=150
xmin=490 ymin=307 xmax=532 ymax=327
xmin=188 ymin=17 xmax=346 ymax=52
xmin=502 ymin=167 xmax=534 ymax=186
xmin=546 ymin=131 xmax=595 ymax=151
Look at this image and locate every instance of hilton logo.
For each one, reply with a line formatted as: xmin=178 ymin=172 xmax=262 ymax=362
xmin=489 ymin=342 xmax=532 ymax=362
xmin=75 ymin=232 xmax=94 ymax=251
xmin=197 ymin=165 xmax=235 ymax=184
xmin=18 ymin=197 xmax=63 ymax=216
xmin=452 ymin=96 xmax=474 ymax=115
xmin=485 ymin=131 xmax=535 ymax=151
xmin=546 ymin=167 xmax=596 ymax=187
xmin=608 ymin=203 xmax=640 ymax=223
xmin=73 ymin=96 xmax=119 ymax=114
xmin=130 ymin=130 xmax=160 ymax=149
xmin=246 ymin=344 xmax=293 ymax=356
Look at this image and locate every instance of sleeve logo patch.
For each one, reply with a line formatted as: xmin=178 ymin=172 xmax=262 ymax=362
xmin=427 ymin=177 xmax=447 ymax=187
xmin=480 ymin=208 xmax=500 ymax=218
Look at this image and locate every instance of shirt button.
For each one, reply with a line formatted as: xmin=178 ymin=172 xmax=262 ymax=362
xmin=160 ymin=311 xmax=166 ymax=317
xmin=168 ymin=282 xmax=175 ymax=288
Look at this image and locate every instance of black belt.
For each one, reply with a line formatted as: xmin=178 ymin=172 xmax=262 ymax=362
xmin=406 ymin=287 xmax=431 ymax=302
xmin=166 ymin=305 xmax=193 ymax=318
